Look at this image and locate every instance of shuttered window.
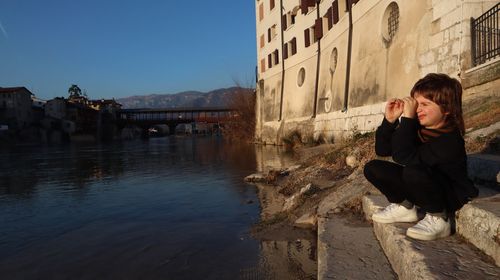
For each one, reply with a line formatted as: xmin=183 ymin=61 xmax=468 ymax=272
xmin=314 ymin=18 xmax=323 ymax=41
xmin=273 ymin=49 xmax=279 ymax=65
xmin=283 ymin=43 xmax=289 ymax=59
xmin=291 ymin=38 xmax=297 ymax=55
xmin=304 ymin=29 xmax=310 ymax=47
xmin=270 ymin=0 xmax=275 ymax=10
xmin=326 ymin=7 xmax=333 ymax=30
xmin=333 ymin=1 xmax=339 ymax=24
xmin=260 ymin=34 xmax=265 ymax=48
xmin=268 ymin=28 xmax=271 ymax=42
xmin=282 ymin=14 xmax=287 ymax=30
xmin=268 ymin=54 xmax=272 ymax=68
xmin=259 ymin=3 xmax=264 ymax=21
xmin=260 ymin=59 xmax=266 ymax=73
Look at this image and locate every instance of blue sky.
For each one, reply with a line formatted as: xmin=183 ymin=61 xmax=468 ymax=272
xmin=0 ymin=0 xmax=256 ymax=100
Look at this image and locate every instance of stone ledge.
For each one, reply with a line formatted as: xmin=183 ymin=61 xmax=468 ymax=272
xmin=362 ymin=195 xmax=500 ymax=279
xmin=456 ymin=194 xmax=500 ymax=266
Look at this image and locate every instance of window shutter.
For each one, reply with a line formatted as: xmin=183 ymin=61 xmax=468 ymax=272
xmin=268 ymin=54 xmax=272 ymax=68
xmin=304 ymin=29 xmax=310 ymax=47
xmin=291 ymin=38 xmax=297 ymax=55
xmin=282 ymin=14 xmax=287 ymax=30
xmin=326 ymin=7 xmax=333 ymax=30
xmin=268 ymin=28 xmax=271 ymax=42
xmin=260 ymin=34 xmax=265 ymax=48
xmin=332 ymin=1 xmax=339 ymax=24
xmin=270 ymin=0 xmax=275 ymax=10
xmin=283 ymin=43 xmax=289 ymax=59
xmin=274 ymin=49 xmax=279 ymax=65
xmin=259 ymin=3 xmax=264 ymax=21
xmin=260 ymin=59 xmax=266 ymax=73
xmin=314 ymin=18 xmax=323 ymax=41
xmin=300 ymin=0 xmax=308 ymax=14
xmin=308 ymin=0 xmax=316 ymax=7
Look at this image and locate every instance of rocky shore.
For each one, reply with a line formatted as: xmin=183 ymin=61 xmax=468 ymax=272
xmin=245 ymin=116 xmax=499 ymax=279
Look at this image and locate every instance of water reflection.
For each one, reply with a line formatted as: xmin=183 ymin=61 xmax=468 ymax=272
xmin=0 ymin=136 xmax=317 ymax=279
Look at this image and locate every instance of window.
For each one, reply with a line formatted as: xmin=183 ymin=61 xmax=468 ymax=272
xmin=304 ymin=28 xmax=310 ymax=47
xmin=314 ymin=18 xmax=323 ymax=41
xmin=268 ymin=54 xmax=272 ymax=68
xmin=300 ymin=0 xmax=316 ymax=15
xmin=268 ymin=25 xmax=277 ymax=42
xmin=291 ymin=38 xmax=297 ymax=55
xmin=273 ymin=49 xmax=279 ymax=65
xmin=260 ymin=34 xmax=265 ymax=48
xmin=297 ymin=68 xmax=306 ymax=87
xmin=261 ymin=59 xmax=266 ymax=73
xmin=381 ymin=2 xmax=399 ymax=46
xmin=283 ymin=43 xmax=289 ymax=59
xmin=259 ymin=3 xmax=264 ymax=21
xmin=330 ymin=48 xmax=338 ymax=74
xmin=326 ymin=1 xmax=339 ymax=30
xmin=270 ymin=0 xmax=275 ymax=10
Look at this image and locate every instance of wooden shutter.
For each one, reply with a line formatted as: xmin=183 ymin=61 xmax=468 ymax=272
xmin=274 ymin=49 xmax=279 ymax=65
xmin=259 ymin=3 xmax=264 ymax=21
xmin=268 ymin=54 xmax=272 ymax=68
xmin=283 ymin=43 xmax=289 ymax=59
xmin=282 ymin=14 xmax=287 ymax=30
xmin=260 ymin=59 xmax=266 ymax=73
xmin=291 ymin=38 xmax=297 ymax=55
xmin=270 ymin=0 xmax=275 ymax=10
xmin=326 ymin=7 xmax=333 ymax=30
xmin=314 ymin=18 xmax=323 ymax=41
xmin=308 ymin=0 xmax=316 ymax=7
xmin=260 ymin=34 xmax=265 ymax=48
xmin=332 ymin=1 xmax=339 ymax=24
xmin=304 ymin=29 xmax=310 ymax=47
xmin=268 ymin=28 xmax=271 ymax=42
xmin=301 ymin=0 xmax=308 ymax=14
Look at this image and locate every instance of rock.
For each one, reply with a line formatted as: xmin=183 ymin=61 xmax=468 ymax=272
xmin=345 ymin=155 xmax=358 ymax=168
xmin=244 ymin=173 xmax=266 ymax=182
xmin=294 ymin=213 xmax=317 ymax=228
xmin=283 ymin=183 xmax=315 ymax=211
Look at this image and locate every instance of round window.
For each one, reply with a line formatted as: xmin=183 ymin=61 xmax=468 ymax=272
xmin=381 ymin=2 xmax=399 ymax=46
xmin=329 ymin=48 xmax=338 ymax=74
xmin=297 ymin=67 xmax=306 ymax=87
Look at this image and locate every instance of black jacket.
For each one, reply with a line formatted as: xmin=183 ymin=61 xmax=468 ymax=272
xmin=375 ymin=117 xmax=478 ymax=211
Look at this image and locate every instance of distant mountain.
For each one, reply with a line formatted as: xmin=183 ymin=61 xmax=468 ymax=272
xmin=116 ymin=87 xmax=253 ymax=109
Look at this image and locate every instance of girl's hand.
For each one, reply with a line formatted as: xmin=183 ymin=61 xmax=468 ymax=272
xmin=402 ymin=97 xmax=417 ymax=119
xmin=384 ymin=98 xmax=403 ymax=123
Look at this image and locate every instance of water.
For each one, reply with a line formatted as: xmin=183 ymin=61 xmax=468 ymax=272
xmin=0 ymin=136 xmax=316 ymax=279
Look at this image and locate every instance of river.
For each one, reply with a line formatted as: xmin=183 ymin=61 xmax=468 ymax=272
xmin=0 ymin=136 xmax=316 ymax=279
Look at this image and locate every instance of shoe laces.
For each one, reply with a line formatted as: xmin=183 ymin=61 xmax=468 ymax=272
xmin=418 ymin=214 xmax=441 ymax=228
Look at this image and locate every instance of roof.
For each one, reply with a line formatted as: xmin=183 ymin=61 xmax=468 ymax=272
xmin=0 ymin=87 xmax=34 ymax=95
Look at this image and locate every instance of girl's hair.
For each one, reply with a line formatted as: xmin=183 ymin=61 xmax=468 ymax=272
xmin=410 ymin=73 xmax=465 ymax=134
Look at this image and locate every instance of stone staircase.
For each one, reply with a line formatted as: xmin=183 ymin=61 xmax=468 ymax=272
xmin=318 ymin=153 xmax=500 ymax=279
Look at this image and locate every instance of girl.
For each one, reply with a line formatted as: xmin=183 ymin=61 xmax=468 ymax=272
xmin=363 ymin=73 xmax=478 ymax=241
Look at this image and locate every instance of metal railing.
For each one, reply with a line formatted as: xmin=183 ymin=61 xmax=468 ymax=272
xmin=471 ymin=3 xmax=500 ymax=66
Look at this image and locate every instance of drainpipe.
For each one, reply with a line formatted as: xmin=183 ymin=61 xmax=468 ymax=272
xmin=342 ymin=1 xmax=353 ymax=112
xmin=278 ymin=0 xmax=286 ymax=121
xmin=312 ymin=0 xmax=321 ymax=118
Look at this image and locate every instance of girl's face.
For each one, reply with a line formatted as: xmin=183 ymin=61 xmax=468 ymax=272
xmin=415 ymin=94 xmax=447 ymax=129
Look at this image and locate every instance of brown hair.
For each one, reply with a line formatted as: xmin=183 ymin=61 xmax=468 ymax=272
xmin=410 ymin=73 xmax=465 ymax=134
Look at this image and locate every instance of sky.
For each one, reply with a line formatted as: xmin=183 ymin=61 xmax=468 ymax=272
xmin=0 ymin=0 xmax=257 ymax=100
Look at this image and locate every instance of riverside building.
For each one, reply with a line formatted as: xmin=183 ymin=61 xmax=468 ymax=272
xmin=254 ymin=0 xmax=500 ymax=144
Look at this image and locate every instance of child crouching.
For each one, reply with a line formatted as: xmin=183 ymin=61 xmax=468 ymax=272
xmin=363 ymin=73 xmax=478 ymax=241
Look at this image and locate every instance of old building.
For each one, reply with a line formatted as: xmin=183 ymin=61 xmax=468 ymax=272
xmin=255 ymin=0 xmax=500 ymax=144
xmin=0 ymin=87 xmax=34 ymax=130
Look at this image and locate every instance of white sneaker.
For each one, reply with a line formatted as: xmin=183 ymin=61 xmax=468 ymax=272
xmin=372 ymin=203 xmax=418 ymax=224
xmin=406 ymin=214 xmax=451 ymax=241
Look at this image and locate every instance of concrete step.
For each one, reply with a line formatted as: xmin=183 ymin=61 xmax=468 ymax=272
xmin=317 ymin=214 xmax=396 ymax=280
xmin=362 ymin=194 xmax=500 ymax=279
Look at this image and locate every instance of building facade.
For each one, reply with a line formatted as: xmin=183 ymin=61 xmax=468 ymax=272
xmin=0 ymin=87 xmax=34 ymax=130
xmin=255 ymin=0 xmax=500 ymax=144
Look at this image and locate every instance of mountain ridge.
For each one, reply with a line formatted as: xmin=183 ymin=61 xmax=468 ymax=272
xmin=116 ymin=87 xmax=253 ymax=109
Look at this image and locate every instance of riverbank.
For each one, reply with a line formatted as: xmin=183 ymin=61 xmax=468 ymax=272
xmin=246 ymin=95 xmax=499 ymax=278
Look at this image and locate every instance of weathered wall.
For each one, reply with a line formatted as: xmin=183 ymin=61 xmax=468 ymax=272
xmin=255 ymin=0 xmax=500 ymax=145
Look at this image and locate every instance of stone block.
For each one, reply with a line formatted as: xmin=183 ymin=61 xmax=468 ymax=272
xmin=419 ymin=51 xmax=436 ymax=66
xmin=429 ymin=32 xmax=443 ymax=49
xmin=456 ymin=195 xmax=500 ymax=266
xmin=294 ymin=213 xmax=317 ymax=228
